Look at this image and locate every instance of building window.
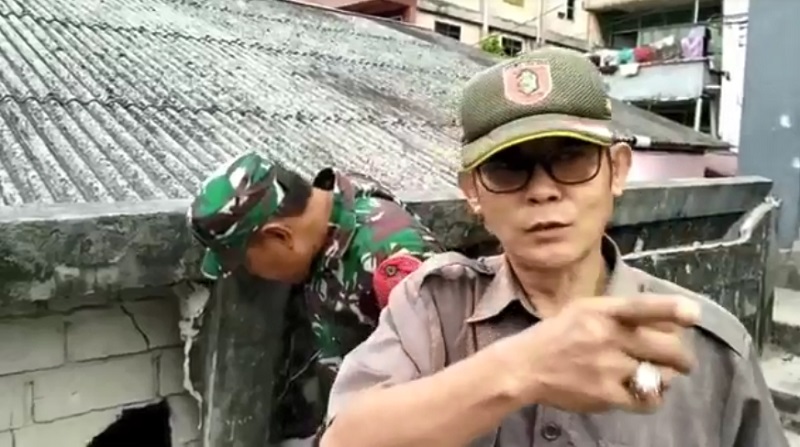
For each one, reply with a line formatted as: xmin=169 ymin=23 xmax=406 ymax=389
xmin=610 ymin=31 xmax=637 ymax=48
xmin=501 ymin=36 xmax=523 ymax=56
xmin=559 ymin=0 xmax=576 ymax=21
xmin=434 ymin=21 xmax=461 ymax=41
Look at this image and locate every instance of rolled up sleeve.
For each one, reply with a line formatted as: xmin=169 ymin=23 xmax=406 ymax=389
xmin=722 ymin=342 xmax=790 ymax=447
xmin=326 ymin=277 xmax=437 ymax=421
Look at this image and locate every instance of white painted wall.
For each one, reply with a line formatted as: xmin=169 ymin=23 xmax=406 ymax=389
xmin=719 ymin=0 xmax=750 ymax=151
xmin=414 ymin=0 xmax=600 ymax=49
xmin=627 ymin=152 xmax=708 ymax=182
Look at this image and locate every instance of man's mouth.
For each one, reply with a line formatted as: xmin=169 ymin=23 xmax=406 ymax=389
xmin=527 ymin=221 xmax=571 ymax=232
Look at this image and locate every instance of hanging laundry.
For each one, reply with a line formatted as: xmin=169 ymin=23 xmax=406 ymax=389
xmin=681 ymin=26 xmax=707 ymax=59
xmin=595 ymin=48 xmax=620 ymax=67
xmin=618 ymin=63 xmax=640 ymax=77
xmin=633 ymin=45 xmax=656 ymax=63
xmin=598 ymin=64 xmax=619 ymax=75
xmin=650 ymin=35 xmax=681 ymax=61
xmin=618 ymin=48 xmax=635 ymax=64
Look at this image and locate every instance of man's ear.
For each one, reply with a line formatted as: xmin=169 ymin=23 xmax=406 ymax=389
xmin=609 ymin=142 xmax=632 ymax=197
xmin=257 ymin=223 xmax=294 ymax=249
xmin=458 ymin=171 xmax=481 ymax=214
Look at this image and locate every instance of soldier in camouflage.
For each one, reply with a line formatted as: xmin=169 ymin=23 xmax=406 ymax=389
xmin=187 ymin=152 xmax=443 ymax=443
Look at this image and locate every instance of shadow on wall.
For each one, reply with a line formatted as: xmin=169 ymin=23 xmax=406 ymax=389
xmin=87 ymin=401 xmax=171 ymax=447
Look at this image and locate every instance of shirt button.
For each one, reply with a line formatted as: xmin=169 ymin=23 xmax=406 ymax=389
xmin=541 ymin=423 xmax=562 ymax=441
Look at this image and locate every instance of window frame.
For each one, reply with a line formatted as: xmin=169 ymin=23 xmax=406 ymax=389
xmin=500 ymin=36 xmax=524 ymax=56
xmin=433 ymin=21 xmax=462 ymax=41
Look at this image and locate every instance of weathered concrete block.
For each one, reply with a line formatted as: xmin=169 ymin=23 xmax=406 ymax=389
xmin=0 ymin=301 xmax=45 ymax=318
xmin=167 ymin=394 xmax=200 ymax=446
xmin=0 ymin=316 xmax=65 ymax=375
xmin=123 ymin=299 xmax=181 ymax=349
xmin=158 ymin=348 xmax=185 ymax=397
xmin=32 ymin=354 xmax=156 ymax=422
xmin=65 ymin=307 xmax=148 ymax=361
xmin=14 ymin=409 xmax=120 ymax=447
xmin=0 ymin=431 xmax=12 ymax=447
xmin=762 ymin=348 xmax=800 ymax=433
xmin=773 ymin=288 xmax=800 ymax=355
xmin=0 ymin=376 xmax=28 ymax=431
xmin=47 ymin=294 xmax=110 ymax=313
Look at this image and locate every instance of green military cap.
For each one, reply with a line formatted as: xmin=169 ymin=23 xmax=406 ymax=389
xmin=188 ymin=151 xmax=286 ymax=280
xmin=460 ymin=47 xmax=616 ymax=171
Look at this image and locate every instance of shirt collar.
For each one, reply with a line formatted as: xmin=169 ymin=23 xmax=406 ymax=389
xmin=466 ymin=236 xmax=640 ymax=323
xmin=319 ymin=172 xmax=358 ymax=269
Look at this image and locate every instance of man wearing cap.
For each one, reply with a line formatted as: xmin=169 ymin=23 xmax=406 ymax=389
xmin=320 ymin=47 xmax=787 ymax=446
xmin=187 ymin=153 xmax=443 ymax=442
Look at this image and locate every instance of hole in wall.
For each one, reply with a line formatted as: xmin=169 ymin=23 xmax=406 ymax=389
xmin=87 ymin=401 xmax=171 ymax=447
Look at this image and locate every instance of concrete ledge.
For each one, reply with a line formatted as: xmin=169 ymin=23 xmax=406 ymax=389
xmin=762 ymin=347 xmax=800 ymax=433
xmin=774 ymin=287 xmax=800 ymax=355
xmin=608 ymin=176 xmax=771 ymax=226
xmin=0 ymin=176 xmax=772 ymax=304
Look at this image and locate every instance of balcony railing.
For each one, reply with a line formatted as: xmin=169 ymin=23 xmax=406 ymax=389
xmin=602 ymin=59 xmax=716 ymax=103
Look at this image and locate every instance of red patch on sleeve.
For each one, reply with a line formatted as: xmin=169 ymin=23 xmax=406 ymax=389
xmin=372 ymin=255 xmax=423 ymax=309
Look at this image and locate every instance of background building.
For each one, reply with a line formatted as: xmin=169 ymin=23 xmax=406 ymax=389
xmin=308 ymin=0 xmax=750 ymax=151
xmin=306 ymin=0 xmax=602 ymax=53
xmin=585 ymin=0 xmax=749 ymax=149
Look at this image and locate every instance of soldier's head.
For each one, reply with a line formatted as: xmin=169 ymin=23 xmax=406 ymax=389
xmin=457 ymin=47 xmax=632 ymax=270
xmin=188 ymin=152 xmax=333 ymax=283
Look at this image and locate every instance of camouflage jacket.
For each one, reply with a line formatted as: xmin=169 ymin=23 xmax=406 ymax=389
xmin=271 ymin=171 xmax=443 ymax=440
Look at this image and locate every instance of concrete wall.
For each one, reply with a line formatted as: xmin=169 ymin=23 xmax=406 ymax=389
xmin=542 ymin=0 xmax=601 ymax=44
xmin=0 ymin=293 xmax=199 ymax=447
xmin=415 ymin=10 xmax=484 ymax=45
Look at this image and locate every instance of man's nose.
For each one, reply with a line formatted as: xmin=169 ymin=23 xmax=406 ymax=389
xmin=524 ymin=165 xmax=562 ymax=203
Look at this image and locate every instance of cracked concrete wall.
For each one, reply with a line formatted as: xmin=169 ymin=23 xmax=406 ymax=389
xmin=0 ymin=176 xmax=774 ymax=305
xmin=0 ymin=292 xmax=200 ymax=447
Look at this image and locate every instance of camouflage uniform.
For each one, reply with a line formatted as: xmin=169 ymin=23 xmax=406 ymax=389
xmin=187 ymin=153 xmax=443 ymax=441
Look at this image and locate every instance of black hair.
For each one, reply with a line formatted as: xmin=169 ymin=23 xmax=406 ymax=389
xmin=273 ymin=165 xmax=313 ymax=219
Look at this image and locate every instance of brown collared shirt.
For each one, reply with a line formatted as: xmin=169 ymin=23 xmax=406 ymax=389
xmin=326 ymin=240 xmax=788 ymax=446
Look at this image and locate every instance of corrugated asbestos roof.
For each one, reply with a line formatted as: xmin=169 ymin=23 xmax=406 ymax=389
xmin=0 ymin=0 xmax=728 ymax=207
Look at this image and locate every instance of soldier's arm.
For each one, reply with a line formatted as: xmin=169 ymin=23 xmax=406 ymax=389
xmin=320 ymin=277 xmax=521 ymax=447
xmin=371 ymin=224 xmax=443 ymax=308
xmin=721 ymin=342 xmax=789 ymax=447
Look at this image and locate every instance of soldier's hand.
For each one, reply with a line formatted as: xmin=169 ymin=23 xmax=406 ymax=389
xmin=495 ymin=295 xmax=699 ymax=414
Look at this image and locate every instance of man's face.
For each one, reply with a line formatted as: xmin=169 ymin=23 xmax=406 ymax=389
xmin=243 ymin=227 xmax=315 ymax=284
xmin=461 ymin=137 xmax=631 ymax=269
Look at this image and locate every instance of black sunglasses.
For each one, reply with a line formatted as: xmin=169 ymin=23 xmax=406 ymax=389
xmin=477 ymin=145 xmax=606 ymax=194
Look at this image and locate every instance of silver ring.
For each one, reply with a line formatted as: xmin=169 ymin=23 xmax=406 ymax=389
xmin=629 ymin=362 xmax=663 ymax=400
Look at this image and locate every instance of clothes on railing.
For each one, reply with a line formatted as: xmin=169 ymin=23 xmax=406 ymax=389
xmin=681 ymin=26 xmax=708 ymax=59
xmin=587 ymin=26 xmax=709 ymax=76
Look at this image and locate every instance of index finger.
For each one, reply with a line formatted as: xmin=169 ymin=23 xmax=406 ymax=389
xmin=604 ymin=295 xmax=700 ymax=327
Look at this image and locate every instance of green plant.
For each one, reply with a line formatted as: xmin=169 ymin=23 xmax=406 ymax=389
xmin=480 ymin=34 xmax=506 ymax=57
